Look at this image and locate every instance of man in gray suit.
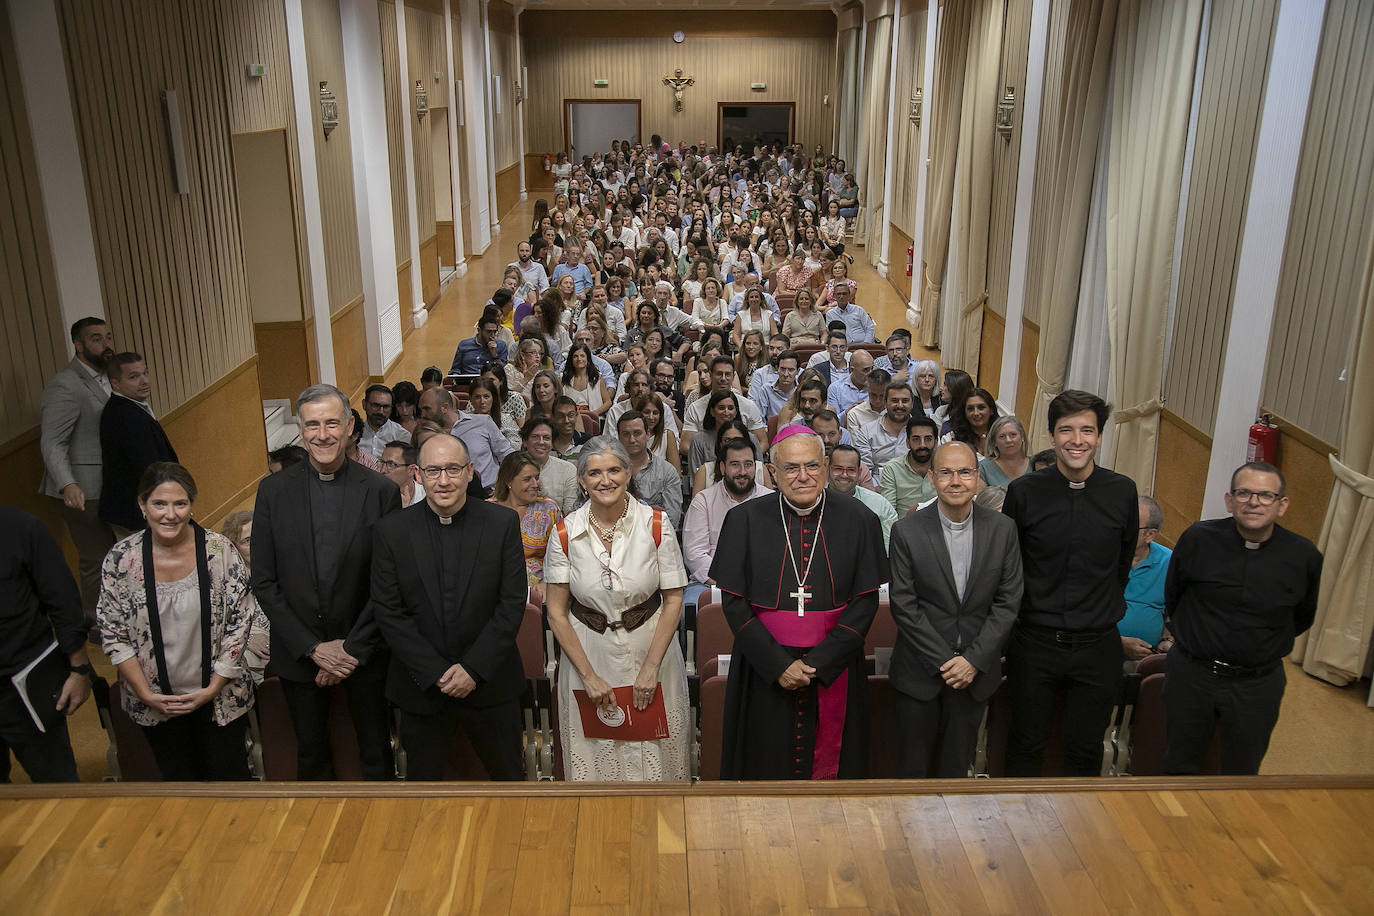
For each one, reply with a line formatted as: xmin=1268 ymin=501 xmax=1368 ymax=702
xmin=888 ymin=441 xmax=1022 ymax=777
xmin=39 ymin=317 xmax=116 ymax=630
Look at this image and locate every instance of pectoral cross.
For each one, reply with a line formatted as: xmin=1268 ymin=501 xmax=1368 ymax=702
xmin=790 ymin=585 xmax=812 ymax=617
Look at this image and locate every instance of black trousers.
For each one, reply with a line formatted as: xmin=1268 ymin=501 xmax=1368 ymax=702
xmin=398 ymin=698 xmax=524 ymax=781
xmin=279 ymin=662 xmax=394 ymax=780
xmin=895 ymin=684 xmax=987 ymax=778
xmin=1004 ymin=626 xmax=1122 ymax=777
xmin=1162 ymin=650 xmax=1285 ymax=776
xmin=54 ymin=496 xmax=115 ymax=627
xmin=142 ymin=706 xmax=250 ymax=781
xmin=0 ymin=714 xmax=79 ymax=783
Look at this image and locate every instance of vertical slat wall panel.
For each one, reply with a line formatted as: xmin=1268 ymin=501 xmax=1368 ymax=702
xmin=1261 ymin=0 xmax=1374 ymax=443
xmin=985 ymin=0 xmax=1033 ymax=317
xmin=521 ymin=32 xmax=837 ymax=154
xmin=219 ymin=0 xmax=312 ymax=320
xmin=889 ymin=1 xmax=927 ymax=238
xmin=379 ymin=1 xmax=411 ymax=260
xmin=0 ymin=3 xmax=67 ymax=444
xmin=55 ymin=0 xmax=254 ymax=416
xmin=407 ymin=7 xmax=437 ymax=245
xmin=301 ymin=0 xmax=364 ymax=314
xmin=1021 ymin=0 xmax=1070 ymax=326
xmin=489 ymin=2 xmax=518 ymax=170
xmin=1163 ymin=0 xmax=1278 ymax=435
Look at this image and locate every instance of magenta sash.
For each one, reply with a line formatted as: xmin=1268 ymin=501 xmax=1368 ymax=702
xmin=755 ymin=605 xmax=848 ymax=780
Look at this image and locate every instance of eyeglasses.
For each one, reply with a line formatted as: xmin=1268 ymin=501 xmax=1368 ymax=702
xmin=779 ymin=461 xmax=823 ymax=478
xmin=598 ymin=551 xmax=618 ymax=590
xmin=377 ymin=459 xmax=407 ymax=472
xmin=1231 ymin=488 xmax=1282 ymax=506
xmin=419 ymin=463 xmax=471 ymax=481
xmin=933 ymin=468 xmax=978 ymax=481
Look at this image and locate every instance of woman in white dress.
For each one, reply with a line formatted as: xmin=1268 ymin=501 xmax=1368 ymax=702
xmin=543 ymin=436 xmax=689 ymax=781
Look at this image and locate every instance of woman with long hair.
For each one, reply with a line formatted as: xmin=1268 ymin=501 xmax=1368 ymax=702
xmin=527 ymin=369 xmax=563 ymax=419
xmin=948 ymin=386 xmax=999 ymax=455
xmin=686 ymin=390 xmax=743 ymax=479
xmin=689 ymin=419 xmax=772 ymax=497
xmin=490 ymin=451 xmax=561 ymax=608
xmin=817 ymin=256 xmax=858 ymax=309
xmin=390 ymin=380 xmax=421 ymax=437
xmin=730 ymin=287 xmax=778 ymax=352
xmin=934 ymin=368 xmax=974 ymax=431
xmin=735 ymin=330 xmax=768 ymax=394
xmin=681 ymin=258 xmax=714 ymax=304
xmin=468 ymin=375 xmax=522 ymax=450
xmin=772 ymin=247 xmax=815 ymax=298
xmin=912 ymin=359 xmax=943 ymax=417
xmin=508 ymin=334 xmax=549 ymax=402
xmin=624 ymin=300 xmax=660 ymax=348
xmin=782 ymin=287 xmax=824 ymax=344
xmin=536 ymin=293 xmax=573 ymax=369
xmin=631 ymin=390 xmax=680 ymax=469
xmin=693 ymin=277 xmax=729 ymax=329
xmin=980 ymin=415 xmax=1030 ymax=487
xmin=820 ymin=198 xmax=847 ymax=257
xmin=561 ymin=343 xmax=611 ymax=418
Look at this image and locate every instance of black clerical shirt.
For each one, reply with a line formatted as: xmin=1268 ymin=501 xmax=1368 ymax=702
xmin=0 ymin=506 xmax=85 ymax=678
xmin=1165 ymin=518 xmax=1322 ymax=668
xmin=1003 ymin=464 xmax=1138 ymax=631
xmin=426 ymin=500 xmax=472 ymax=647
xmin=308 ymin=461 xmax=347 ymax=611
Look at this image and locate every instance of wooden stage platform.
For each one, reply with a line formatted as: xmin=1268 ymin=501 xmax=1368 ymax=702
xmin=2 ymin=777 xmax=1372 ymax=914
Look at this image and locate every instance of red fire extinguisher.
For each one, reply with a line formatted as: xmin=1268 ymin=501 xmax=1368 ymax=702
xmin=905 ymin=245 xmax=914 ymax=278
xmin=1247 ymin=413 xmax=1280 ymax=464
xmin=542 ymin=153 xmax=552 ymax=173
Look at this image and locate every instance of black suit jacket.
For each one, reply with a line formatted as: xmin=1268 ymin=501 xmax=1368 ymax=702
xmin=888 ymin=504 xmax=1022 ymax=703
xmin=97 ymin=395 xmax=178 ymax=530
xmin=370 ymin=500 xmax=527 ymax=714
xmin=250 ymin=459 xmax=401 ymax=681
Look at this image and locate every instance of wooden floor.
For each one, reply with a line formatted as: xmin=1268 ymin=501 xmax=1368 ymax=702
xmin=2 ymin=778 xmax=1372 ymax=914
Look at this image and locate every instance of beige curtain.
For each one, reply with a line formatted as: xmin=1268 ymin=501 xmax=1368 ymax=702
xmin=1291 ymin=235 xmax=1374 ymax=688
xmin=1024 ymin=0 xmax=1119 ymax=452
xmin=918 ymin=0 xmax=972 ymax=348
xmin=953 ymin=0 xmax=1008 ymax=379
xmin=855 ymin=3 xmax=896 ymax=255
xmin=1103 ymin=0 xmax=1204 ymax=489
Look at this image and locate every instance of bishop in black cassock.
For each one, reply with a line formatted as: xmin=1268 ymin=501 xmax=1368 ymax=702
xmin=710 ymin=428 xmax=888 ymax=779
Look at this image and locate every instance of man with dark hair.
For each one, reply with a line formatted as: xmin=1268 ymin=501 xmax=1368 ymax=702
xmin=98 ymin=353 xmax=178 ymax=535
xmin=251 ymin=383 xmax=402 ymax=780
xmin=418 ymin=386 xmax=513 ymax=493
xmin=40 ymin=317 xmax=116 ymax=627
xmin=1030 ymin=448 xmax=1056 ymax=471
xmin=794 ymin=377 xmax=829 ymax=426
xmin=748 ymin=333 xmax=792 ymax=394
xmin=1001 ymin=389 xmax=1138 ymax=777
xmin=551 ymin=397 xmax=591 ymax=461
xmin=853 ymin=382 xmax=916 ymax=480
xmin=807 ymin=325 xmax=849 ymax=388
xmin=359 ymin=384 xmax=409 ymax=459
xmin=682 ymin=357 xmax=766 ymax=451
xmin=844 ymin=368 xmax=891 ymax=438
xmin=616 ymin=410 xmax=682 ymax=529
xmin=682 ymin=437 xmax=772 ymax=603
xmin=268 ymin=444 xmax=309 ymax=474
xmin=751 ymin=350 xmax=800 ymax=420
xmin=827 ymin=444 xmax=896 ymax=551
xmin=451 ymin=309 xmax=509 ymax=374
xmin=420 ymin=366 xmax=445 ymax=390
xmin=881 ymin=415 xmax=938 ymax=515
xmin=1163 ymin=461 xmax=1321 ymax=775
xmin=371 ymin=434 xmax=528 ymax=780
xmin=889 ymin=441 xmax=1021 ymax=777
xmin=650 ymin=359 xmax=686 ymax=421
xmin=378 ymin=440 xmax=421 ymax=506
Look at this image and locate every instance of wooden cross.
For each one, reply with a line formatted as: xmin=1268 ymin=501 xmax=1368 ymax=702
xmin=790 ymin=585 xmax=812 ymax=618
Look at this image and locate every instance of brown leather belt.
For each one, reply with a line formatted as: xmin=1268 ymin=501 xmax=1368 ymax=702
xmin=571 ymin=591 xmax=662 ymax=634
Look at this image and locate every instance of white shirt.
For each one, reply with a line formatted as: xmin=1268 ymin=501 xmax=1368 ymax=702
xmin=359 ymin=418 xmax=409 ymax=458
xmin=537 ymin=454 xmax=580 ymax=517
xmin=853 ymin=414 xmax=906 ymax=479
xmin=682 ymin=393 xmax=765 ymax=435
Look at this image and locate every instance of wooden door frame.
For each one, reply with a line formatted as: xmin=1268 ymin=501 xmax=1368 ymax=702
xmin=562 ymin=99 xmax=643 ymax=158
xmin=716 ymin=101 xmax=796 ymax=151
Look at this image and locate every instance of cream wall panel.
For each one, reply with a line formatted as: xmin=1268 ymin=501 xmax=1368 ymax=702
xmin=489 ymin=22 xmax=519 ymax=170
xmin=407 ymin=7 xmax=438 ymax=242
xmin=889 ymin=2 xmax=927 ymax=238
xmin=378 ymin=1 xmax=411 ymax=260
xmin=521 ymin=34 xmax=837 ymax=154
xmin=985 ymin=0 xmax=1032 ymax=318
xmin=218 ymin=0 xmax=314 ymax=320
xmin=0 ymin=5 xmax=66 ymax=444
xmin=1164 ymin=0 xmax=1278 ymax=435
xmin=1261 ymin=0 xmax=1374 ymax=444
xmin=302 ymin=0 xmax=364 ymax=314
xmin=56 ymin=0 xmax=255 ymax=415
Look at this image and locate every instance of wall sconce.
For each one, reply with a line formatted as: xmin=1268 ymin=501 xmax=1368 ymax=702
xmin=414 ymin=80 xmax=428 ymax=120
xmin=750 ymin=82 xmax=766 ymax=92
xmin=514 ymin=82 xmax=523 ymax=104
xmin=996 ymin=85 xmax=1016 ymax=139
xmin=909 ymin=88 xmax=923 ymax=126
xmin=319 ymin=81 xmax=339 ymax=139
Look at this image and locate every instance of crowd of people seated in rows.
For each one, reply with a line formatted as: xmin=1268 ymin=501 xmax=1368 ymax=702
xmin=7 ymin=136 xmax=1319 ymax=785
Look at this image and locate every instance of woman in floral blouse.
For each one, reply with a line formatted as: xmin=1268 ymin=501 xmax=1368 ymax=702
xmin=97 ymin=462 xmax=264 ymax=780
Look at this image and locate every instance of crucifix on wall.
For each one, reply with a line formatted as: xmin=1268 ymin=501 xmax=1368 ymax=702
xmin=663 ymin=68 xmax=694 ymax=112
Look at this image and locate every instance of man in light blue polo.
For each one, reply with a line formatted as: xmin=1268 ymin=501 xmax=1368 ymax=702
xmin=551 ymin=246 xmax=594 ymax=296
xmin=1120 ymin=496 xmax=1173 ymax=671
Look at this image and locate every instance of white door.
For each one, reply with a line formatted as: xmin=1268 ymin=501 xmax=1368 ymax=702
xmin=568 ymin=102 xmax=639 ymax=159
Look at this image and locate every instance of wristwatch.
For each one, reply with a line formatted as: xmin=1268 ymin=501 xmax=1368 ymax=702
xmin=70 ymin=663 xmax=95 ymax=678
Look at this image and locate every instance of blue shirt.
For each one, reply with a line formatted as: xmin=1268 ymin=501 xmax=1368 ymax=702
xmin=1120 ymin=541 xmax=1172 ymax=643
xmin=552 ymin=262 xmax=595 ymax=295
xmin=827 ymin=375 xmax=867 ymax=415
xmin=450 ymin=336 xmax=508 ymax=374
xmin=824 ymin=304 xmax=877 ymax=343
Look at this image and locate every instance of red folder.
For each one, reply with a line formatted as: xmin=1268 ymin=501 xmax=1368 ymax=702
xmin=573 ymin=685 xmax=670 ymax=740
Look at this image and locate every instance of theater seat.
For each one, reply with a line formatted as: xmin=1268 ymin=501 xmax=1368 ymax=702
xmin=697 ymin=672 xmax=728 ymax=781
xmin=849 ymin=343 xmax=886 ymax=358
xmin=254 ymin=675 xmax=365 ymax=780
xmin=579 ymin=411 xmax=602 ymax=437
xmin=867 ymin=674 xmax=899 ymax=778
xmin=106 ymin=677 xmax=163 ymax=780
xmin=864 ymin=603 xmax=896 ymax=655
xmin=694 ymin=602 xmax=734 ymax=674
xmin=1126 ymin=667 xmax=1221 ymax=776
xmin=792 ymin=343 xmax=823 ymax=365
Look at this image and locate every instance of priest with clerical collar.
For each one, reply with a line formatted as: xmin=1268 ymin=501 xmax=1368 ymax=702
xmin=710 ymin=424 xmax=888 ymax=780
